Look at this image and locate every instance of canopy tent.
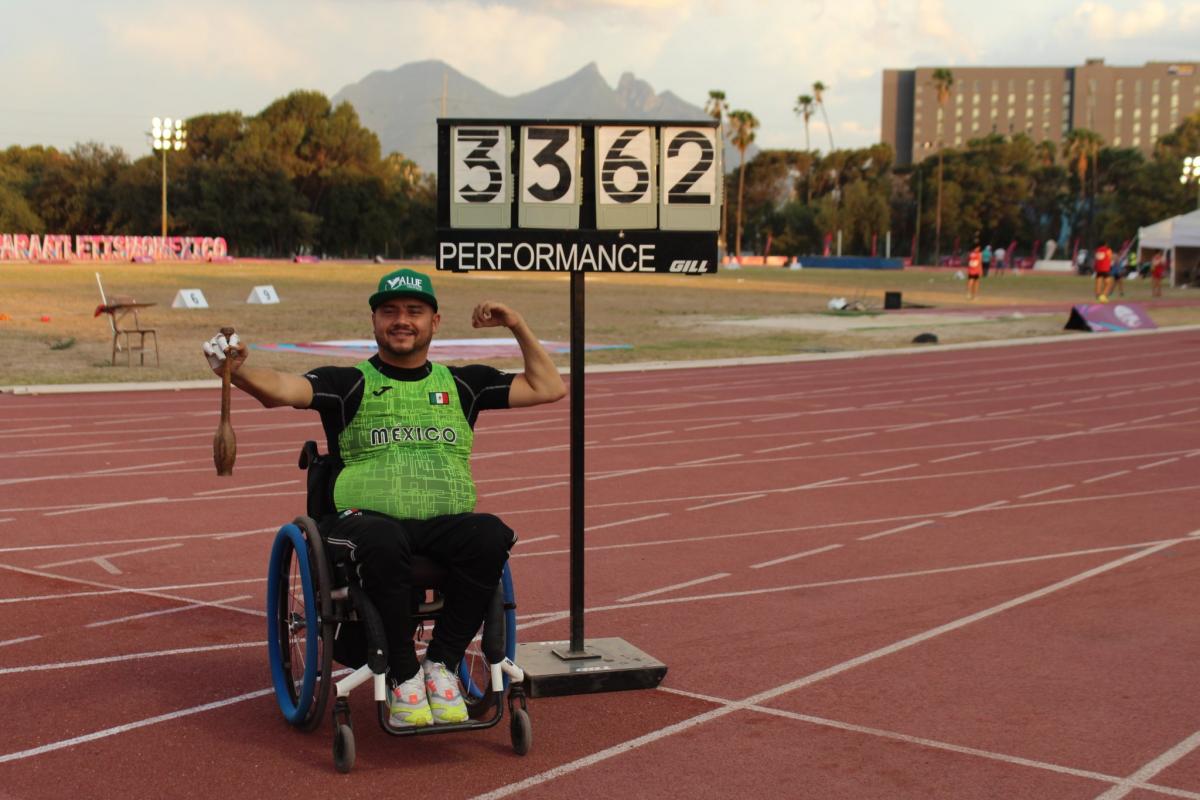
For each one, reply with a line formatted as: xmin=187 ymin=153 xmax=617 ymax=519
xmin=1138 ymin=208 xmax=1200 ymax=287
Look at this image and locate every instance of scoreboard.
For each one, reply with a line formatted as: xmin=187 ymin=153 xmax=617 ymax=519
xmin=436 ymin=119 xmax=720 ymax=274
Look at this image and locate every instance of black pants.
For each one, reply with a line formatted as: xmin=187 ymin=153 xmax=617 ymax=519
xmin=322 ymin=510 xmax=515 ymax=680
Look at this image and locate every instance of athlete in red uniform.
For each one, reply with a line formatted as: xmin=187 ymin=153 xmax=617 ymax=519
xmin=966 ymin=246 xmax=983 ymax=300
xmin=1093 ymin=242 xmax=1113 ymax=302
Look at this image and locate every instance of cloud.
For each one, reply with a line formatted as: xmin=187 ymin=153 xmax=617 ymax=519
xmin=1067 ymin=0 xmax=1171 ymax=41
xmin=105 ymin=4 xmax=301 ymax=82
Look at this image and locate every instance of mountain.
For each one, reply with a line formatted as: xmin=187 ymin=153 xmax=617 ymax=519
xmin=332 ymin=60 xmax=750 ymax=175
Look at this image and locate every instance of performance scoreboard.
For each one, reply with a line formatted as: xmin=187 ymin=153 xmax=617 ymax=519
xmin=436 ymin=119 xmax=720 ymax=274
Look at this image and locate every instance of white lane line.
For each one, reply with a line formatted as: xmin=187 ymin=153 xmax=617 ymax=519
xmin=753 ymin=442 xmax=812 ymax=454
xmin=781 ymin=477 xmax=847 ymax=493
xmin=617 ymin=573 xmax=731 ymax=603
xmin=1030 ymin=401 xmax=1065 ymax=410
xmin=930 ymin=450 xmax=981 ymax=463
xmin=750 ymin=544 xmax=842 ymax=569
xmin=483 ymin=480 xmax=569 ymax=498
xmin=860 ymin=463 xmax=918 ymax=477
xmin=990 ymin=440 xmax=1037 ymax=452
xmin=686 ymin=494 xmax=766 ymax=512
xmin=0 ymin=562 xmax=266 ymax=619
xmin=823 ymin=432 xmax=875 ymax=442
xmin=0 ymin=527 xmax=277 ymax=555
xmin=659 ymin=689 xmax=1196 ymax=799
xmin=517 ymin=535 xmax=557 ymax=545
xmin=0 ymin=641 xmax=265 ymax=676
xmin=1094 ymin=729 xmax=1200 ymax=800
xmin=1083 ymin=470 xmax=1130 ymax=484
xmin=612 ymin=430 xmax=672 ymax=442
xmin=0 ymin=577 xmax=263 ymax=605
xmin=945 ymin=499 xmax=1009 ymax=518
xmin=1138 ymin=457 xmax=1180 ymax=470
xmin=193 ymin=479 xmax=299 ymax=496
xmin=857 ymin=519 xmax=935 ymax=542
xmin=37 ymin=543 xmax=183 ymax=571
xmin=1075 ymin=394 xmax=1102 ymax=403
xmin=0 ymin=423 xmax=69 ymax=435
xmin=1018 ymin=484 xmax=1075 ymax=499
xmin=863 ymin=400 xmax=903 ymax=409
xmin=473 ymin=540 xmax=1182 ymax=800
xmin=684 ymin=422 xmax=739 ymax=431
xmin=86 ymin=594 xmax=253 ymax=628
xmin=43 ymin=497 xmax=169 ymax=518
xmin=0 ymin=517 xmax=13 ymax=524
xmin=1168 ymin=409 xmax=1194 ymax=417
xmin=0 ymin=635 xmax=42 ymax=648
xmin=887 ymin=422 xmax=933 ymax=432
xmin=585 ymin=513 xmax=670 ymax=532
xmin=910 ymin=394 xmax=946 ymax=401
xmin=676 ymin=453 xmax=743 ymax=466
xmin=0 ymin=686 xmax=276 ymax=764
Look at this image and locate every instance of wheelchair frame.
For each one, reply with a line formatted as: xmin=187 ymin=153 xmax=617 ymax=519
xmin=265 ymin=443 xmax=531 ymax=773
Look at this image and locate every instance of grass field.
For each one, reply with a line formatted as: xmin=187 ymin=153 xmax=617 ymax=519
xmin=1 ymin=259 xmax=1197 ymax=386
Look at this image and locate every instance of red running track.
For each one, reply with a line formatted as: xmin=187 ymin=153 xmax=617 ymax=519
xmin=2 ymin=329 xmax=1200 ymax=799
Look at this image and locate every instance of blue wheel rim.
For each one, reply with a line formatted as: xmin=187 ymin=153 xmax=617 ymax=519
xmin=266 ymin=524 xmax=319 ymax=724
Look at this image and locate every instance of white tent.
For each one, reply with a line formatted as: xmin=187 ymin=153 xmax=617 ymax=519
xmin=1138 ymin=208 xmax=1200 ymax=287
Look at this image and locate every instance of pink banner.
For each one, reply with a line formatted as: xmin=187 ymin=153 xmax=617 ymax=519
xmin=0 ymin=234 xmax=228 ymax=262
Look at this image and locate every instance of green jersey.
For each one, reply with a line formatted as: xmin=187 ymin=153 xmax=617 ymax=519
xmin=333 ymin=361 xmax=476 ymax=520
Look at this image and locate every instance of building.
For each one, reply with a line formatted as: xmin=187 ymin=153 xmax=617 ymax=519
xmin=882 ymin=59 xmax=1200 ymax=166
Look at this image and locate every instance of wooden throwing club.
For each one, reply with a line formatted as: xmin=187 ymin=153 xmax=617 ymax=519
xmin=213 ymin=326 xmax=237 ymax=476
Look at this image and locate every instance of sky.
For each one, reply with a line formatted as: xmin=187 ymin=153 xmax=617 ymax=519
xmin=1 ymin=0 xmax=1199 ymax=160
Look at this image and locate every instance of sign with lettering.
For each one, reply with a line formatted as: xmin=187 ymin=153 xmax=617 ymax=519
xmin=436 ymin=119 xmax=719 ymax=274
xmin=0 ymin=234 xmax=229 ymax=262
xmin=172 ymin=289 xmax=209 ymax=309
xmin=247 ymin=285 xmax=280 ymax=304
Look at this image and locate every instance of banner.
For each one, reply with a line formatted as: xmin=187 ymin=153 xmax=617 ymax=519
xmin=0 ymin=234 xmax=228 ymax=262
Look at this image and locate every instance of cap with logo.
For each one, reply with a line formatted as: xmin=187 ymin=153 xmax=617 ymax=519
xmin=369 ymin=268 xmax=438 ymax=311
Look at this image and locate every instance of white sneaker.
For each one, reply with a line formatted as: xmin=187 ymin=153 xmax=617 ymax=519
xmin=389 ymin=667 xmax=433 ymax=727
xmin=422 ymin=659 xmax=468 ymax=724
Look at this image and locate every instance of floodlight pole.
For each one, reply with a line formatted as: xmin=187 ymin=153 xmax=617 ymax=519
xmin=160 ymin=146 xmax=168 ymax=239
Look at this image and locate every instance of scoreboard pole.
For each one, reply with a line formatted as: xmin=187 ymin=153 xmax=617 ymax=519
xmin=438 ymin=118 xmax=721 ymax=696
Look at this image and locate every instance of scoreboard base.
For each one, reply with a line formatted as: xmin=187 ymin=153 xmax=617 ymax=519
xmin=516 ymin=637 xmax=668 ymax=697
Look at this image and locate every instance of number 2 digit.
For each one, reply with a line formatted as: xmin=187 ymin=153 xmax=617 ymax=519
xmin=666 ymin=131 xmax=714 ymax=205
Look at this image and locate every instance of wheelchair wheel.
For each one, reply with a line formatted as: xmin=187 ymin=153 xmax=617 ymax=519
xmin=459 ymin=562 xmax=517 ymax=716
xmin=266 ymin=519 xmax=334 ymax=731
xmin=510 ymin=707 xmax=531 ymax=756
xmin=333 ymin=724 xmax=355 ymax=774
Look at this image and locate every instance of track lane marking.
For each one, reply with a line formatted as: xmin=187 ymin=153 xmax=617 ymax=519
xmin=473 ymin=540 xmax=1185 ymax=799
xmin=1094 ymin=729 xmax=1200 ymax=800
xmin=86 ymin=594 xmax=253 ymax=628
xmin=617 ymin=573 xmax=730 ymax=603
xmin=860 ymin=463 xmax=918 ymax=477
xmin=585 ymin=513 xmax=670 ymax=532
xmin=1083 ymin=470 xmax=1130 ymax=484
xmin=686 ymin=494 xmax=766 ymax=512
xmin=750 ymin=544 xmax=842 ymax=569
xmin=857 ymin=520 xmax=935 ymax=542
xmin=1018 ymin=484 xmax=1074 ymax=499
xmin=37 ymin=543 xmax=184 ymax=571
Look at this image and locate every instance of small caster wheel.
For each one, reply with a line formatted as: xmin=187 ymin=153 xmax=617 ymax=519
xmin=510 ymin=707 xmax=531 ymax=756
xmin=333 ymin=723 xmax=356 ymax=773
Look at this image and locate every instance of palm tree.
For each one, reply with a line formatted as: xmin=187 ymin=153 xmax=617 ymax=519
xmin=728 ymin=109 xmax=759 ymax=260
xmin=1062 ymin=128 xmax=1104 ymax=254
xmin=706 ymin=90 xmax=730 ymax=252
xmin=794 ymin=94 xmax=815 ymax=203
xmin=931 ymin=68 xmax=954 ymax=266
xmin=812 ymin=81 xmax=834 ymax=152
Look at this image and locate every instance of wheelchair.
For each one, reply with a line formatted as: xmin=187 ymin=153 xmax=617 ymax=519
xmin=265 ymin=441 xmax=531 ymax=773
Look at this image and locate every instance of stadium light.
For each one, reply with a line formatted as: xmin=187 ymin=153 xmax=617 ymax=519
xmin=151 ymin=117 xmax=187 ymax=238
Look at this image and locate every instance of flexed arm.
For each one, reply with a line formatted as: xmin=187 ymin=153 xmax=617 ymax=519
xmin=202 ymin=331 xmax=314 ymax=409
xmin=471 ymin=302 xmax=566 ymax=408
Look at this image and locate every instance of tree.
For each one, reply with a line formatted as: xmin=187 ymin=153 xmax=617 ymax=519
xmin=931 ymin=67 xmax=954 ymax=265
xmin=1062 ymin=128 xmax=1104 ymax=254
xmin=812 ymin=81 xmax=834 ymax=152
xmin=728 ymin=109 xmax=759 ymax=259
xmin=705 ymin=89 xmax=730 ymax=252
xmin=794 ymin=94 xmax=816 ymax=202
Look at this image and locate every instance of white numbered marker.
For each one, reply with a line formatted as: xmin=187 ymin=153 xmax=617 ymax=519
xmin=454 ymin=126 xmax=508 ymax=204
xmin=596 ymin=126 xmax=653 ymax=206
xmin=521 ymin=126 xmax=577 ymax=205
xmin=661 ymin=127 xmax=718 ymax=206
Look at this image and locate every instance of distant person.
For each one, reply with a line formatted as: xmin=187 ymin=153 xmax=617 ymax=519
xmin=1093 ymin=241 xmax=1113 ymax=302
xmin=981 ymin=244 xmax=993 ymax=277
xmin=1108 ymin=254 xmax=1127 ymax=298
xmin=993 ymin=246 xmax=1006 ymax=275
xmin=966 ymin=245 xmax=983 ymax=300
xmin=1076 ymin=248 xmax=1089 ymax=276
xmin=1151 ymin=252 xmax=1166 ymax=297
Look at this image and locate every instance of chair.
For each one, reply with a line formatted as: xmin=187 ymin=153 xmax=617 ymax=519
xmin=265 ymin=441 xmax=530 ymax=773
xmin=108 ymin=295 xmax=158 ymax=367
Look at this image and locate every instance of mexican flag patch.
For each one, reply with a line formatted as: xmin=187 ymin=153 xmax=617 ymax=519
xmin=428 ymin=391 xmax=450 ymax=405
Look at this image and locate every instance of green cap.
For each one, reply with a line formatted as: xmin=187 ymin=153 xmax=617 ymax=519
xmin=369 ymin=268 xmax=437 ymax=311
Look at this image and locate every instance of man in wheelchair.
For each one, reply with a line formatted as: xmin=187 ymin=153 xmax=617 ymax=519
xmin=203 ymin=268 xmax=565 ymax=727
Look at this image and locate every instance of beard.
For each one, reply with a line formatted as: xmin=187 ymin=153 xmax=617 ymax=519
xmin=375 ymin=323 xmax=432 ymax=362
